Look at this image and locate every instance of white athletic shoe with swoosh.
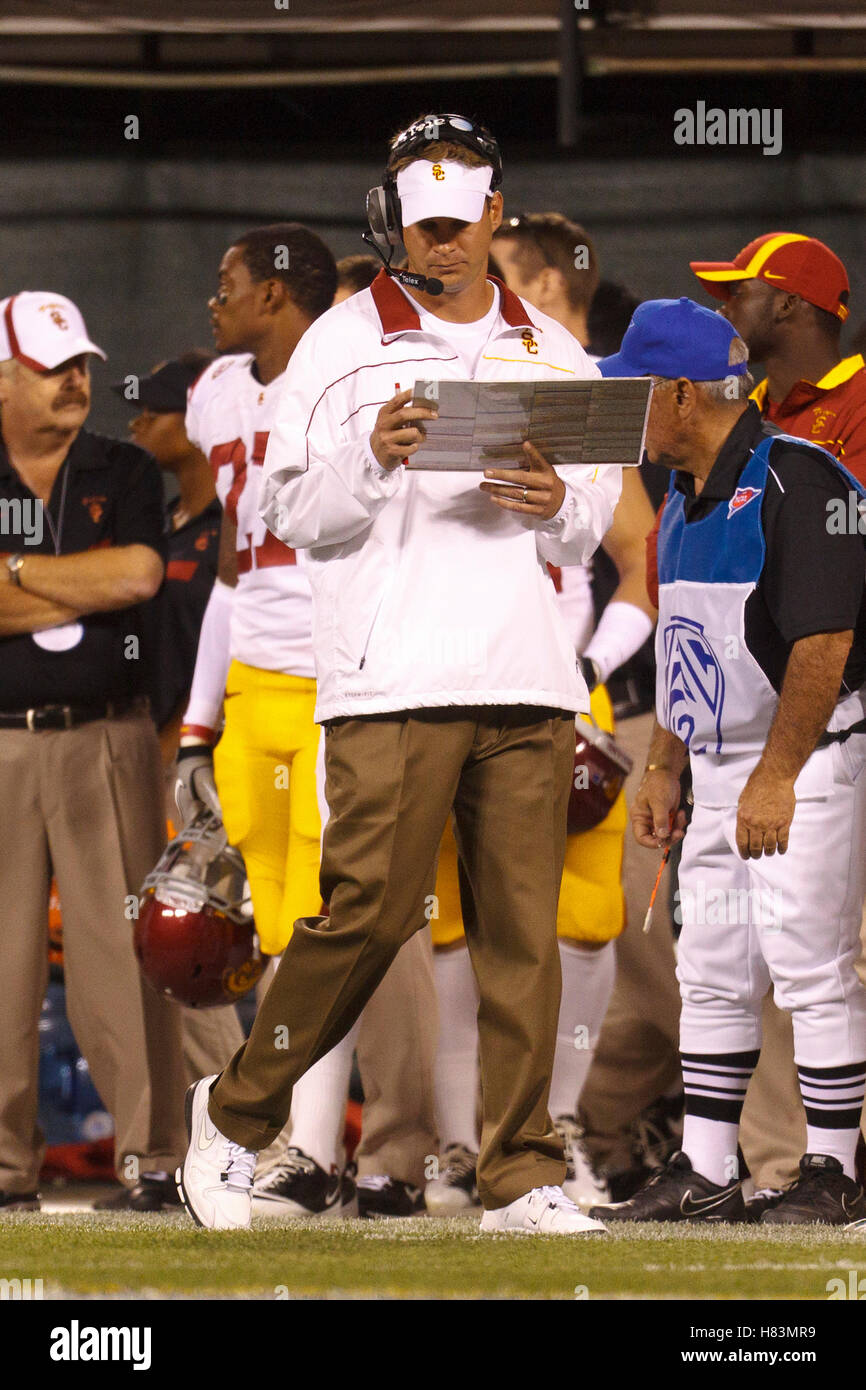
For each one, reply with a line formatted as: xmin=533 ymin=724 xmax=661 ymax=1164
xmin=480 ymin=1185 xmax=609 ymax=1235
xmin=176 ymin=1075 xmax=256 ymax=1230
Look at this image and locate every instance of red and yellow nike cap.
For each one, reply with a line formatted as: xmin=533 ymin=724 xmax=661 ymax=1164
xmin=690 ymin=233 xmax=849 ymax=322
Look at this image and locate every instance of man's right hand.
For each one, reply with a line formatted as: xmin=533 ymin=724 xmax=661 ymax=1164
xmin=175 ymin=746 xmax=222 ymax=825
xmin=369 ymin=388 xmax=438 ymax=470
xmin=631 ymin=768 xmax=687 ymax=849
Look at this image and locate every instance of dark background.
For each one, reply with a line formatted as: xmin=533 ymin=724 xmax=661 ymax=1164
xmin=2 ymin=5 xmax=866 ymax=438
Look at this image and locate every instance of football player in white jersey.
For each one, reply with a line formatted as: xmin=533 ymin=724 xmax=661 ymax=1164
xmin=176 ymin=226 xmax=437 ymax=1220
xmin=176 ymin=225 xmax=365 ymax=1217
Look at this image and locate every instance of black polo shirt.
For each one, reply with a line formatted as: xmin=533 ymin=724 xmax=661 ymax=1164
xmin=0 ymin=428 xmax=164 ymax=709
xmin=671 ymin=401 xmax=866 ymax=695
xmin=143 ymin=498 xmax=221 ymax=729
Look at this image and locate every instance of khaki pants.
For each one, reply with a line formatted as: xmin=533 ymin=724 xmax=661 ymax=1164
xmin=580 ymin=709 xmax=682 ymax=1169
xmin=210 ymin=706 xmax=574 ymax=1209
xmin=0 ymin=714 xmax=188 ymax=1192
xmin=738 ymin=994 xmax=803 ymax=1189
xmin=739 ymin=900 xmax=866 ymax=1191
xmin=355 ymin=925 xmax=438 ymax=1187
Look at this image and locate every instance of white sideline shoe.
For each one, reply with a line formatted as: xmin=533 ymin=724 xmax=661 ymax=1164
xmin=176 ymin=1075 xmax=256 ymax=1230
xmin=480 ymin=1184 xmax=609 ymax=1235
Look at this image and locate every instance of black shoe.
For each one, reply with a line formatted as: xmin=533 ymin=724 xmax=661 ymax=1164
xmin=606 ymin=1163 xmax=654 ymax=1204
xmin=0 ymin=1189 xmax=40 ymax=1212
xmin=251 ymin=1147 xmax=343 ymax=1219
xmin=357 ymin=1175 xmax=425 ymax=1219
xmin=744 ymin=1186 xmax=785 ymax=1224
xmin=589 ymin=1151 xmax=746 ymax=1224
xmin=761 ymin=1154 xmax=866 ymax=1226
xmin=93 ymin=1173 xmax=182 ymax=1211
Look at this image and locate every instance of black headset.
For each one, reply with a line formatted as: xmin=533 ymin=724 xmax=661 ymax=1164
xmin=362 ymin=114 xmax=503 ymax=295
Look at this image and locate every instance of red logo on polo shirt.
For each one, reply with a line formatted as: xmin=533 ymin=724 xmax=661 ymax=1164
xmin=727 ymin=485 xmax=761 ymax=519
xmin=82 ymin=494 xmax=106 ymax=523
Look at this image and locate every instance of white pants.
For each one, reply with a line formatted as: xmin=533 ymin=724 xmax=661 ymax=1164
xmin=677 ymin=742 xmax=866 ymax=1069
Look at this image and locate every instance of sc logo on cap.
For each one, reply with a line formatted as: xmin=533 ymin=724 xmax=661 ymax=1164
xmin=431 ymin=164 xmax=445 ymax=181
xmin=38 ymin=304 xmax=69 ymax=331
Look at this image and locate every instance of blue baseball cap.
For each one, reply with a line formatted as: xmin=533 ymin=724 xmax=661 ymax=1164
xmin=598 ymin=297 xmax=748 ymax=381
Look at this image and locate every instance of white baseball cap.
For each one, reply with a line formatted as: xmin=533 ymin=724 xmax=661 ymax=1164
xmin=396 ymin=159 xmax=494 ymax=229
xmin=0 ymin=292 xmax=106 ymax=371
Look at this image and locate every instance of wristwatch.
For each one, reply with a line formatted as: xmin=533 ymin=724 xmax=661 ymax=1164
xmin=6 ymin=553 xmax=25 ymax=586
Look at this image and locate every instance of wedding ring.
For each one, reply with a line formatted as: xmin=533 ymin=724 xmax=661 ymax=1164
xmin=522 ymin=487 xmax=528 ymax=503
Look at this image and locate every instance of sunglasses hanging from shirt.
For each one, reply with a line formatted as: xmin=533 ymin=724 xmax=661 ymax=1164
xmin=407 ymin=378 xmax=653 ymax=471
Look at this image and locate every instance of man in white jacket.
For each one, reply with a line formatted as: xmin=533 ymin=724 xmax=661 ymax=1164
xmin=177 ymin=113 xmax=622 ymax=1235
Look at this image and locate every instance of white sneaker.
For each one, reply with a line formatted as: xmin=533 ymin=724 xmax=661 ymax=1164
xmin=480 ymin=1184 xmax=609 ymax=1235
xmin=555 ymin=1114 xmax=612 ymax=1210
xmin=176 ymin=1075 xmax=256 ymax=1230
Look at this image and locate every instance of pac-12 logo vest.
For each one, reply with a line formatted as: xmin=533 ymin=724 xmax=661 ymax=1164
xmin=656 ymin=432 xmax=866 ymax=758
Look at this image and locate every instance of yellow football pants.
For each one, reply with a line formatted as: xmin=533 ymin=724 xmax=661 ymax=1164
xmin=431 ymin=685 xmax=627 ymax=947
xmin=214 ymin=662 xmax=322 ymax=955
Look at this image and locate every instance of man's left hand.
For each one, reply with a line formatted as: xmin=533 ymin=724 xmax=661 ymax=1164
xmin=480 ymin=440 xmax=566 ymax=521
xmin=735 ymin=766 xmax=796 ymax=859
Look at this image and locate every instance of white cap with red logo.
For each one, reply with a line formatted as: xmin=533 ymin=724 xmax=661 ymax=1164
xmin=0 ymin=291 xmax=106 ymax=371
xmin=396 ymin=160 xmax=494 ymax=229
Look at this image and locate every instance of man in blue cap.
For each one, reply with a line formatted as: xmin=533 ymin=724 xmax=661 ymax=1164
xmin=590 ymin=297 xmax=866 ymax=1225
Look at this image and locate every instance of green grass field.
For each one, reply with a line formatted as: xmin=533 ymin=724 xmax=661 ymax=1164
xmin=2 ymin=1213 xmax=866 ymax=1300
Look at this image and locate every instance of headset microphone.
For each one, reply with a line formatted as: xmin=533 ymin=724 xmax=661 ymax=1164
xmin=360 ymin=230 xmax=443 ymax=297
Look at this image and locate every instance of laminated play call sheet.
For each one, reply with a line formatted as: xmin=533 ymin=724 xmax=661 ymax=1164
xmin=408 ymin=378 xmax=652 ymax=470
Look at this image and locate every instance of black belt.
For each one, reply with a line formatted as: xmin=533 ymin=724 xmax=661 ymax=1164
xmin=0 ymin=699 xmax=147 ymax=731
xmin=817 ymin=716 xmax=866 ymax=748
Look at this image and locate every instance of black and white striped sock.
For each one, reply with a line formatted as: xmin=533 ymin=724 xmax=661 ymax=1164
xmin=798 ymin=1061 xmax=866 ymax=1179
xmin=680 ymin=1049 xmax=759 ymax=1186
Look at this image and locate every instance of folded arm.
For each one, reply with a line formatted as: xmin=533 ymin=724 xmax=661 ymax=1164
xmin=11 ymin=544 xmax=164 ymax=612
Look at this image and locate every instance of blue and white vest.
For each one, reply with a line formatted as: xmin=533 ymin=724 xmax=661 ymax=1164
xmin=656 ymin=432 xmax=866 ymax=805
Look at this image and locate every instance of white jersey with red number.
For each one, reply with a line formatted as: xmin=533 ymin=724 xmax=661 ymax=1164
xmin=186 ymin=353 xmax=314 ymax=676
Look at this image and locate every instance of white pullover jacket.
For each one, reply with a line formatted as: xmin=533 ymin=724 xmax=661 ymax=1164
xmin=259 ymin=272 xmax=622 ymax=722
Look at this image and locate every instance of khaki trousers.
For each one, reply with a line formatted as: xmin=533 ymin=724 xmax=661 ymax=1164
xmin=0 ymin=714 xmax=188 ymax=1192
xmin=579 ymin=710 xmax=682 ymax=1168
xmin=739 ymin=899 xmax=866 ymax=1191
xmin=355 ymin=925 xmax=438 ymax=1187
xmin=210 ymin=706 xmax=574 ymax=1208
xmin=738 ymin=993 xmax=803 ymax=1189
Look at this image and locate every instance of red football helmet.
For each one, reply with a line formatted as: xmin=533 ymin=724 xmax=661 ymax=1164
xmin=134 ymin=809 xmax=264 ymax=1009
xmin=568 ymin=713 xmax=634 ymax=834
